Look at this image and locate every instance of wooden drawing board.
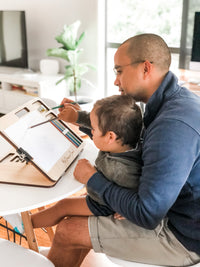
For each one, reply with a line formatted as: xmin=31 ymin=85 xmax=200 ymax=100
xmin=0 ymin=98 xmax=85 ymax=187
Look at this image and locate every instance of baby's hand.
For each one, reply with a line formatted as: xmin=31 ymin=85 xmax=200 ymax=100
xmin=73 ymin=159 xmax=97 ymax=184
xmin=114 ymin=213 xmax=125 ymax=220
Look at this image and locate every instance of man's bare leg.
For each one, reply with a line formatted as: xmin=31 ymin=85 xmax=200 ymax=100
xmin=31 ymin=196 xmax=92 ymax=228
xmin=47 ymin=216 xmax=92 ymax=267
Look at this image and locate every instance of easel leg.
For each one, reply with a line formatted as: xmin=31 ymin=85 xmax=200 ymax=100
xmin=38 ymin=206 xmax=54 ymax=242
xmin=21 ymin=211 xmax=39 ymax=252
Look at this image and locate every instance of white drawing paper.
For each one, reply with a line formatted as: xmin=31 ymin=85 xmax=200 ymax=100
xmin=4 ymin=110 xmax=71 ymax=173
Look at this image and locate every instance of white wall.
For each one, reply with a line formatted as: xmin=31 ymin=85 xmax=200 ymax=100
xmin=0 ymin=0 xmax=99 ymax=94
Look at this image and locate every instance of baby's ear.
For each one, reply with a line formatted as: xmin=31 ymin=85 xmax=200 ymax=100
xmin=106 ymin=131 xmax=117 ymax=144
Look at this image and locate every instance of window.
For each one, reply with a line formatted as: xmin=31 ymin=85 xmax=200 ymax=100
xmin=105 ymin=0 xmax=200 ymax=96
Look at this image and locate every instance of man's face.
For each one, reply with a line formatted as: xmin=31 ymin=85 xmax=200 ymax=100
xmin=113 ymin=44 xmax=146 ymax=102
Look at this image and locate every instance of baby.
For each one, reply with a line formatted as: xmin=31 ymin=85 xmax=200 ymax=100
xmin=31 ymin=95 xmax=143 ymax=228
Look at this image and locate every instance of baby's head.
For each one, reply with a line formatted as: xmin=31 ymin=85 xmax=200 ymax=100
xmin=90 ymin=95 xmax=142 ymax=152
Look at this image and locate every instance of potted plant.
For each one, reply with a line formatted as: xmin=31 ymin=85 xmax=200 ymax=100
xmin=46 ymin=20 xmax=95 ymax=103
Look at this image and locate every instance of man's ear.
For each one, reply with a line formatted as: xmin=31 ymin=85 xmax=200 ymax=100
xmin=143 ymin=60 xmax=153 ymax=77
xmin=106 ymin=131 xmax=117 ymax=144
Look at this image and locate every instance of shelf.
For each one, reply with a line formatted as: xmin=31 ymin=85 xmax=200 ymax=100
xmin=0 ymin=70 xmax=68 ymax=114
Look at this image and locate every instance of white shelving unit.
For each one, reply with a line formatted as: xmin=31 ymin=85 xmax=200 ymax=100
xmin=0 ymin=69 xmax=68 ymax=114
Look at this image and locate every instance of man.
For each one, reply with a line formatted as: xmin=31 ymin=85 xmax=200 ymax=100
xmin=47 ymin=34 xmax=200 ymax=267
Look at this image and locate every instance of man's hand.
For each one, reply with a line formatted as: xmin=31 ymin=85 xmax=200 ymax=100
xmin=114 ymin=213 xmax=125 ymax=220
xmin=58 ymin=106 xmax=78 ymax=123
xmin=74 ymin=159 xmax=97 ymax=184
xmin=59 ymin=98 xmax=81 ymax=112
xmin=57 ymin=98 xmax=81 ymax=124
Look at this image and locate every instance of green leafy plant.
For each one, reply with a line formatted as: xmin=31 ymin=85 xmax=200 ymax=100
xmin=47 ymin=20 xmax=95 ymax=102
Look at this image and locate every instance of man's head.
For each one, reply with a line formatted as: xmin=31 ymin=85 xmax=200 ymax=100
xmin=114 ymin=33 xmax=171 ymax=103
xmin=90 ymin=95 xmax=142 ymax=152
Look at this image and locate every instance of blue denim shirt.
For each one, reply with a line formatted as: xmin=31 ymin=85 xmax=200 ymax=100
xmin=87 ymin=71 xmax=200 ymax=254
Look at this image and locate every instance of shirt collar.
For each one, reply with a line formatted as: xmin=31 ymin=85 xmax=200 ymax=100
xmin=143 ymin=71 xmax=179 ymax=128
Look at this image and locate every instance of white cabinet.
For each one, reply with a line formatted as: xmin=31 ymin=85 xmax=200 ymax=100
xmin=0 ymin=70 xmax=68 ymax=114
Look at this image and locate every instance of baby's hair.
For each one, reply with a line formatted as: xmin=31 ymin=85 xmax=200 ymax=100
xmin=93 ymin=95 xmax=142 ymax=148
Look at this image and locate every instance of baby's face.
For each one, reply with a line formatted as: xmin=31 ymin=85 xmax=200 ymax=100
xmin=90 ymin=108 xmax=108 ymax=151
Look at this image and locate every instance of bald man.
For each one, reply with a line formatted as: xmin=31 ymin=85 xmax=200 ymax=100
xmin=47 ymin=34 xmax=200 ymax=267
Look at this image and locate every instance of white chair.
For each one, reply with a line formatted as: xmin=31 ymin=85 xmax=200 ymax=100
xmin=107 ymin=256 xmax=162 ymax=266
xmin=0 ymin=238 xmax=54 ymax=267
xmin=107 ymin=255 xmax=200 ymax=267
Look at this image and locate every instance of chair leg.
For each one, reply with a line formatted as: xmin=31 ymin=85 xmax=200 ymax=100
xmin=5 ymin=220 xmax=10 ymax=241
xmin=21 ymin=211 xmax=39 ymax=252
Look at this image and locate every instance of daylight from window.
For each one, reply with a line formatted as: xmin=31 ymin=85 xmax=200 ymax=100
xmin=107 ymin=0 xmax=182 ymax=47
xmin=106 ymin=0 xmax=183 ymax=96
xmin=105 ymin=0 xmax=200 ymax=96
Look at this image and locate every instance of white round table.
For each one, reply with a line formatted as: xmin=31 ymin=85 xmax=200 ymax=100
xmin=0 ymin=137 xmax=98 ymax=215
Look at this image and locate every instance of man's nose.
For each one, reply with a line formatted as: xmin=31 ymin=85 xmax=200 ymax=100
xmin=114 ymin=76 xmax=119 ymax=86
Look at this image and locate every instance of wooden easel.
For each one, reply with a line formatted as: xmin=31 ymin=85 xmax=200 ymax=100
xmin=0 ymin=97 xmax=85 ymax=187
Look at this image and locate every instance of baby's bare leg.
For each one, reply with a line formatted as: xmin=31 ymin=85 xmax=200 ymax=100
xmin=31 ymin=196 xmax=92 ymax=228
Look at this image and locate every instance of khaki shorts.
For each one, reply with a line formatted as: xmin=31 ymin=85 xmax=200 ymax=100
xmin=88 ymin=215 xmax=200 ymax=266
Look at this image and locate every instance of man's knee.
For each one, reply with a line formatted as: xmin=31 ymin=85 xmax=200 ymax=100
xmin=54 ymin=216 xmax=92 ymax=248
xmin=55 ymin=217 xmax=71 ymax=241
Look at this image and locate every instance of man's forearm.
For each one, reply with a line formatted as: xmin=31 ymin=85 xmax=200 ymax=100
xmin=77 ymin=111 xmax=91 ymax=129
xmin=86 ymin=172 xmax=160 ymax=229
